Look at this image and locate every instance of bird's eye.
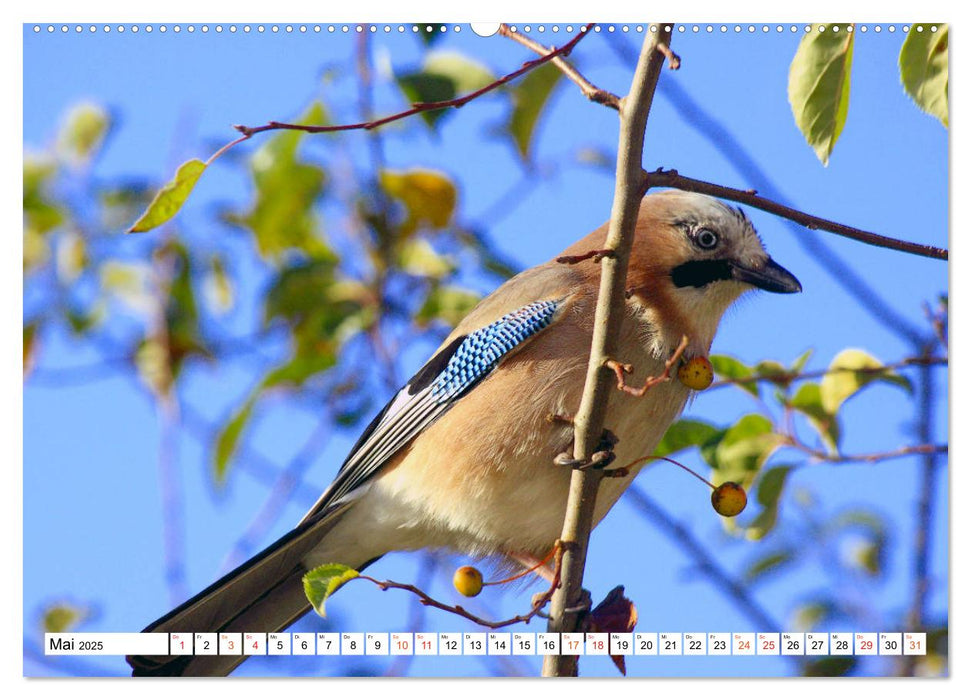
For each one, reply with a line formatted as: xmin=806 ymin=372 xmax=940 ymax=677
xmin=694 ymin=229 xmax=719 ymax=250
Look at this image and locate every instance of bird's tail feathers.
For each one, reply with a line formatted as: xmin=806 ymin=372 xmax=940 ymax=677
xmin=127 ymin=503 xmax=361 ymax=676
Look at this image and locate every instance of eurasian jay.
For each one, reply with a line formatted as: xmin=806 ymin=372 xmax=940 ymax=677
xmin=128 ymin=190 xmax=801 ymax=675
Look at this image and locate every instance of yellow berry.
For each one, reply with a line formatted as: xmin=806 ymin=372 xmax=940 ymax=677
xmin=453 ymin=566 xmax=484 ymax=597
xmin=711 ymin=481 xmax=747 ymax=517
xmin=678 ymin=356 xmax=714 ymax=390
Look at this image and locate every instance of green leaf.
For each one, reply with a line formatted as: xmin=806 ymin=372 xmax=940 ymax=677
xmin=416 ymin=23 xmax=448 ymax=46
xmin=655 ymin=419 xmax=723 ymax=457
xmin=214 ymin=396 xmax=257 ymax=483
xmin=711 ymin=414 xmax=783 ymax=486
xmin=261 ymin=353 xmax=337 ymax=389
xmin=128 ymin=159 xmax=207 ymax=233
xmin=791 ymin=348 xmax=814 ymax=374
xmin=754 ymin=360 xmax=791 ymax=387
xmin=900 ymin=25 xmax=948 ymax=127
xmin=395 ymin=51 xmax=493 ymax=129
xmin=789 ymin=382 xmax=840 ymax=453
xmin=506 ymin=61 xmax=562 ymax=161
xmin=820 ymin=349 xmax=912 ymax=415
xmin=42 ymin=602 xmax=91 ymax=634
xmin=23 ymin=157 xmax=65 ymax=241
xmin=57 ymin=102 xmax=110 ymax=164
xmin=380 ymin=168 xmax=457 ymax=236
xmin=788 ymin=24 xmax=855 ymax=165
xmin=744 ymin=550 xmax=795 ymax=583
xmin=225 ymin=103 xmax=330 ymax=258
xmin=709 ymin=354 xmax=758 ymax=396
xmin=303 ymin=563 xmax=360 ymax=617
xmin=745 ymin=465 xmax=793 ymax=540
xmin=424 ymin=51 xmax=495 ymax=93
xmin=792 ymin=600 xmax=837 ymax=631
xmin=416 ymin=286 xmax=481 ymax=327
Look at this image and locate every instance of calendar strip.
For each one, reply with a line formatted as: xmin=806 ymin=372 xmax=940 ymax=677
xmin=44 ymin=632 xmax=928 ymax=657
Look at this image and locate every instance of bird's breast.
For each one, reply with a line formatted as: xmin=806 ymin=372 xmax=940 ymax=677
xmin=362 ymin=305 xmax=692 ymax=559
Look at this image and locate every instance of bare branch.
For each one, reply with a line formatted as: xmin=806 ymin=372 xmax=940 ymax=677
xmin=357 ymin=545 xmax=563 ymax=630
xmin=642 ymin=168 xmax=948 ymax=261
xmin=499 ymin=24 xmax=622 ymax=110
xmin=543 ymin=24 xmax=674 ymax=678
xmin=708 ymin=355 xmax=948 ymax=391
xmin=234 ymin=25 xmax=596 ymax=138
xmin=605 ymin=335 xmax=688 ymax=397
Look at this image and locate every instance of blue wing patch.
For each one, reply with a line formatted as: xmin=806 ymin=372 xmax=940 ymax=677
xmin=301 ymin=299 xmax=561 ymax=519
xmin=431 ymin=300 xmax=559 ymax=401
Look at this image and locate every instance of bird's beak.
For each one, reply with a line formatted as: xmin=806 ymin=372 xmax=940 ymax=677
xmin=730 ymin=257 xmax=802 ymax=294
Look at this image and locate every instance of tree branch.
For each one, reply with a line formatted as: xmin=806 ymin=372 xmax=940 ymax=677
xmin=498 ymin=24 xmax=622 ymax=110
xmin=707 ymin=355 xmax=948 ymax=391
xmin=542 ymin=24 xmax=674 ymax=678
xmin=233 ymin=25 xmax=595 ymax=138
xmin=642 ymin=169 xmax=948 ymax=261
xmin=358 ymin=545 xmax=562 ymax=631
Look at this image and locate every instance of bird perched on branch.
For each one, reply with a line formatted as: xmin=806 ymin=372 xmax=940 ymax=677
xmin=129 ymin=190 xmax=801 ymax=675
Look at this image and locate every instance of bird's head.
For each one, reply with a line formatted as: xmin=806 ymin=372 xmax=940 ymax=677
xmin=622 ymin=190 xmax=802 ymax=356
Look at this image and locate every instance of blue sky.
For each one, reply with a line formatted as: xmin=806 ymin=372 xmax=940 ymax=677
xmin=23 ymin=22 xmax=948 ymax=678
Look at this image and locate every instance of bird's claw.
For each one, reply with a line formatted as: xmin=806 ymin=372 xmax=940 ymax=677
xmin=554 ymin=429 xmax=619 ymax=471
xmin=564 ymin=588 xmax=593 ymax=615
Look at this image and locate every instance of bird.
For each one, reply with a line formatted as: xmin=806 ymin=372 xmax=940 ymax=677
xmin=128 ymin=189 xmax=801 ymax=675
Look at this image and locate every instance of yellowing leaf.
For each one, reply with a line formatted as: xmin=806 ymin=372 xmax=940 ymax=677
xmin=128 ymin=159 xmax=207 ymax=233
xmin=416 ymin=286 xmax=481 ymax=327
xmin=788 ymin=24 xmax=855 ymax=165
xmin=398 ymin=238 xmax=454 ymax=278
xmin=57 ymin=102 xmax=110 ymax=164
xmin=42 ymin=602 xmax=91 ymax=634
xmin=303 ymin=563 xmax=360 ymax=617
xmin=423 ymin=51 xmax=495 ymax=93
xmin=900 ymin=24 xmax=948 ymax=127
xmin=820 ymin=349 xmax=912 ymax=415
xmin=380 ymin=168 xmax=456 ymax=235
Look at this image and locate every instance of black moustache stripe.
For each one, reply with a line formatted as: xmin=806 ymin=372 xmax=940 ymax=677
xmin=670 ymin=259 xmax=734 ymax=288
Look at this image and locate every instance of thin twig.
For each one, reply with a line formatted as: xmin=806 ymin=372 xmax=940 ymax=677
xmin=358 ymin=545 xmax=563 ymax=630
xmin=543 ymin=24 xmax=674 ymax=678
xmin=642 ymin=168 xmax=948 ymax=261
xmin=785 ymin=438 xmax=947 ymax=465
xmin=499 ymin=24 xmax=622 ymax=110
xmin=605 ymin=334 xmax=688 ymax=397
xmin=556 ymin=248 xmax=615 ymax=265
xmin=234 ymin=26 xmax=596 ymax=138
xmin=707 ymin=355 xmax=948 ymax=391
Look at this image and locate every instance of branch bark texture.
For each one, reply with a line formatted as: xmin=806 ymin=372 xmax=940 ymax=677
xmin=542 ymin=24 xmax=674 ymax=678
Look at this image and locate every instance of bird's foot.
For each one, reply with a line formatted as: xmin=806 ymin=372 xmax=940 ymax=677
xmin=564 ymin=588 xmax=593 ymax=615
xmin=553 ymin=429 xmax=620 ymax=472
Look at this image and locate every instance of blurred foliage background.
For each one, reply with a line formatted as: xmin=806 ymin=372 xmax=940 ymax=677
xmin=23 ymin=22 xmax=947 ymax=677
